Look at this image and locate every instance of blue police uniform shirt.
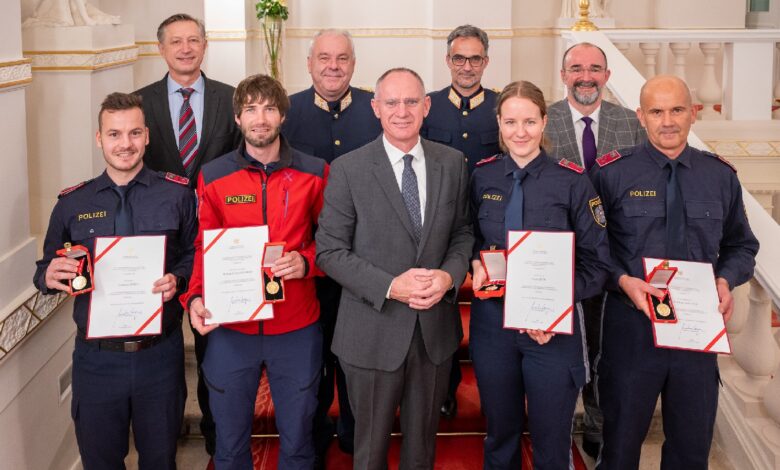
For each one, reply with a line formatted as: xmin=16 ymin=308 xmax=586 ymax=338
xmin=33 ymin=166 xmax=197 ymax=335
xmin=589 ymin=141 xmax=759 ymax=291
xmin=422 ymin=86 xmax=500 ymax=174
xmin=282 ymin=86 xmax=382 ymax=163
xmin=470 ymin=151 xmax=611 ymax=301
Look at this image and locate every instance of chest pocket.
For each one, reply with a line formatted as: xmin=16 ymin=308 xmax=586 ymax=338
xmin=685 ymin=200 xmax=723 ymax=256
xmin=622 ymin=200 xmax=665 ymax=237
xmin=426 ymin=127 xmax=452 ymax=144
xmin=480 ymin=132 xmax=498 ymax=145
xmin=137 ymin=211 xmax=179 ymax=234
xmin=524 ymin=207 xmax=569 ymax=231
xmin=70 ymin=217 xmax=114 ymax=244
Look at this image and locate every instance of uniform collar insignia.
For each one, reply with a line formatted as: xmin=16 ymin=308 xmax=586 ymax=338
xmin=448 ymin=87 xmax=485 ymax=110
xmin=313 ymin=89 xmax=353 ymax=113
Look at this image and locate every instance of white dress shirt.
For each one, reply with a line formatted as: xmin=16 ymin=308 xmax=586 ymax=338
xmin=383 ymin=134 xmax=427 ymax=225
xmin=569 ymin=102 xmax=601 ymax=162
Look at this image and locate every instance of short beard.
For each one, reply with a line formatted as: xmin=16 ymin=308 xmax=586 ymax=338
xmin=244 ymin=125 xmax=281 ymax=148
xmin=571 ymin=81 xmax=601 ymax=106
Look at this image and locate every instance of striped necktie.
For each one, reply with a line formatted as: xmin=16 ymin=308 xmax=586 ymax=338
xmin=178 ymin=87 xmax=198 ymax=177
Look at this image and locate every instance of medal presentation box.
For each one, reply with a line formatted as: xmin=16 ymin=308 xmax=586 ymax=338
xmin=262 ymin=242 xmax=286 ymax=303
xmin=475 ymin=250 xmax=506 ymax=299
xmin=645 ymin=260 xmax=678 ymax=323
xmin=56 ymin=243 xmax=94 ymax=295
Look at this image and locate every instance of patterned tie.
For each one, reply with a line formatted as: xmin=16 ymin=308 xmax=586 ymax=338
xmin=401 ymin=154 xmax=422 ymax=244
xmin=581 ymin=116 xmax=597 ymax=171
xmin=113 ymin=185 xmax=134 ymax=236
xmin=665 ymin=160 xmax=687 ymax=259
xmin=504 ymin=169 xmax=526 ymax=232
xmin=178 ymin=88 xmax=198 ymax=177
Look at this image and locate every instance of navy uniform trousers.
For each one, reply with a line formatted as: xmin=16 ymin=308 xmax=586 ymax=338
xmin=597 ymin=293 xmax=718 ymax=470
xmin=202 ymin=323 xmax=322 ymax=470
xmin=470 ymin=297 xmax=587 ymax=470
xmin=71 ymin=328 xmax=185 ymax=470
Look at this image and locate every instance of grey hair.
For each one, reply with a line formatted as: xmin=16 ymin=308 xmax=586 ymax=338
xmin=446 ymin=24 xmax=489 ymax=55
xmin=307 ymin=29 xmax=356 ymax=58
xmin=157 ymin=14 xmax=206 ymax=43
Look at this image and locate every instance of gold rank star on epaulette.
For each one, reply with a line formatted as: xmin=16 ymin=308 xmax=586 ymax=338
xmin=163 ymin=172 xmax=190 ymax=185
xmin=558 ymin=159 xmax=584 ymax=174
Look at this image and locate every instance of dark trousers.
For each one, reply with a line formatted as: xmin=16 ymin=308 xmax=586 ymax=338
xmin=581 ymin=294 xmax=605 ymax=444
xmin=597 ymin=294 xmax=719 ymax=470
xmin=71 ymin=328 xmax=186 ymax=470
xmin=191 ymin=323 xmax=216 ymax=452
xmin=203 ymin=323 xmax=322 ymax=470
xmin=313 ymin=277 xmax=355 ymax=455
xmin=470 ymin=298 xmax=587 ymax=470
xmin=342 ymin=322 xmax=452 ymax=470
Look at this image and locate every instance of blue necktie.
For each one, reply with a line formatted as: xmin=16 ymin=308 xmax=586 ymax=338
xmin=505 ymin=169 xmax=526 ymax=232
xmin=665 ymin=160 xmax=687 ymax=259
xmin=401 ymin=154 xmax=422 ymax=244
xmin=581 ymin=116 xmax=597 ymax=171
xmin=113 ymin=185 xmax=134 ymax=236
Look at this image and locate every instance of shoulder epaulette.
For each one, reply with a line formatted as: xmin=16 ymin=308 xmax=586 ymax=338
xmin=476 ymin=154 xmax=502 ymax=167
xmin=162 ymin=172 xmax=190 ymax=186
xmin=58 ymin=180 xmax=90 ymax=198
xmin=558 ymin=158 xmax=584 ymax=174
xmin=703 ymin=151 xmax=737 ymax=173
xmin=596 ymin=149 xmax=625 ymax=168
xmin=357 ymin=86 xmax=373 ymax=93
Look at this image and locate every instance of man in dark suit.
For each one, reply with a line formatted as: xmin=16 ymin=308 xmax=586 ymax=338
xmin=316 ymin=68 xmax=473 ymax=470
xmin=544 ymin=41 xmax=646 ymax=459
xmin=281 ymin=29 xmax=382 ymax=463
xmin=134 ymin=13 xmax=241 ymax=456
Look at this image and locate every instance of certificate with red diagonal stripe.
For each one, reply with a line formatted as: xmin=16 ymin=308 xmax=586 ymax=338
xmin=643 ymin=258 xmax=731 ymax=354
xmin=203 ymin=225 xmax=273 ymax=325
xmin=87 ymin=235 xmax=166 ymax=338
xmin=504 ymin=231 xmax=574 ymax=334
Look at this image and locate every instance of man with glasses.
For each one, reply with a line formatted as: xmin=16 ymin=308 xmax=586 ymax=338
xmin=316 ymin=68 xmax=473 ymax=470
xmin=421 ymin=24 xmax=499 ymax=419
xmin=422 ymin=24 xmax=499 ymax=175
xmin=545 ymin=41 xmax=646 ymax=460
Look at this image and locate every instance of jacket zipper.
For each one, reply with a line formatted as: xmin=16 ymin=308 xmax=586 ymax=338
xmin=259 ymin=170 xmax=268 ymax=335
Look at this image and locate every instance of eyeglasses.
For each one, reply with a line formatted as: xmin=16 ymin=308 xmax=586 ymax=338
xmin=450 ymin=55 xmax=486 ymax=67
xmin=380 ymin=98 xmax=422 ymax=109
xmin=564 ymin=65 xmax=606 ymax=75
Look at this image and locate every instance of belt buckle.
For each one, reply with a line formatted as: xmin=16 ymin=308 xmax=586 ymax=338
xmin=123 ymin=340 xmax=143 ymax=353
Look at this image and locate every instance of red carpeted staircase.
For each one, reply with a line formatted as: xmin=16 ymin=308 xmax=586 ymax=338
xmin=208 ymin=277 xmax=587 ymax=469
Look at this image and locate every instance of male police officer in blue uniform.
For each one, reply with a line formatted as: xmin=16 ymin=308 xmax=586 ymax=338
xmin=421 ymin=24 xmax=500 ymax=419
xmin=590 ymin=75 xmax=758 ymax=469
xmin=282 ymin=29 xmax=382 ymax=463
xmin=34 ymin=92 xmax=197 ymax=470
xmin=422 ymin=24 xmax=499 ymax=175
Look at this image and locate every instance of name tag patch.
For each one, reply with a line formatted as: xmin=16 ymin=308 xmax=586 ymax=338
xmin=225 ymin=194 xmax=257 ymax=205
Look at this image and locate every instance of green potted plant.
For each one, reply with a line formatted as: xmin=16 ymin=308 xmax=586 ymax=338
xmin=255 ymin=0 xmax=289 ymax=80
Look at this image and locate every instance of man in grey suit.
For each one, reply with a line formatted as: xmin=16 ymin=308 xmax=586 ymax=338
xmin=545 ymin=41 xmax=646 ymax=459
xmin=316 ymin=68 xmax=473 ymax=470
xmin=134 ymin=13 xmax=241 ymax=457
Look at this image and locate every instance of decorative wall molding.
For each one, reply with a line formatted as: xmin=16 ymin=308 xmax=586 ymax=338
xmin=24 ymin=45 xmax=138 ymax=71
xmin=201 ymin=27 xmax=555 ymax=42
xmin=0 ymin=59 xmax=33 ymax=91
xmin=0 ymin=290 xmax=69 ymax=362
xmin=136 ymin=41 xmax=160 ymax=57
xmin=706 ymin=140 xmax=780 ymax=157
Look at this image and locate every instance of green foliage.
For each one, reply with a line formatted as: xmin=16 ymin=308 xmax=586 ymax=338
xmin=255 ymin=0 xmax=289 ymax=20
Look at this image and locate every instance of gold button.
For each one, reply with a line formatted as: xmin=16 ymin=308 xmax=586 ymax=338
xmin=462 ymin=132 xmax=468 ymax=139
xmin=335 ymin=139 xmax=341 ymax=146
xmin=462 ymin=110 xmax=468 ymax=116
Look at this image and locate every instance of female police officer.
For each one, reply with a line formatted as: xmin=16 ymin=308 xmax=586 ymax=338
xmin=469 ymin=80 xmax=611 ymax=469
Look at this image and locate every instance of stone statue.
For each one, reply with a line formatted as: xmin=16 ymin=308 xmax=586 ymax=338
xmin=23 ymin=0 xmax=120 ymax=27
xmin=560 ymin=0 xmax=609 ymax=18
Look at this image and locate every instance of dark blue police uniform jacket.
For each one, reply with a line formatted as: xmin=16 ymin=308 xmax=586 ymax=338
xmin=282 ymin=86 xmax=382 ymax=164
xmin=34 ymin=167 xmax=197 ymax=334
xmin=422 ymin=86 xmax=500 ymax=174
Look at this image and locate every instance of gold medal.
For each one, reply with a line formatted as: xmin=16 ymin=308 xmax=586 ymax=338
xmin=72 ymin=275 xmax=87 ymax=291
xmin=266 ymin=279 xmax=280 ymax=295
xmin=484 ymin=285 xmax=498 ymax=291
xmin=656 ymin=302 xmax=671 ymax=317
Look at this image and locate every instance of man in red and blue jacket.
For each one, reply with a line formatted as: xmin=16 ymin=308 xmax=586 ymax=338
xmin=181 ymin=74 xmax=328 ymax=470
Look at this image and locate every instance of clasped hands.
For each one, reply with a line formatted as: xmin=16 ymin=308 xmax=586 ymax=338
xmin=390 ymin=268 xmax=452 ymax=310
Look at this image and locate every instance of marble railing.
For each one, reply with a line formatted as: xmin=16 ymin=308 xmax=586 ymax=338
xmin=562 ymin=28 xmax=780 ymax=469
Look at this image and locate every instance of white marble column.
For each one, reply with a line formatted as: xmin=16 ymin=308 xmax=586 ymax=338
xmin=204 ymin=0 xmax=262 ymax=87
xmin=723 ymin=41 xmax=775 ymax=120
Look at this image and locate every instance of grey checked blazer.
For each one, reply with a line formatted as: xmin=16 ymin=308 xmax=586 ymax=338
xmin=316 ymin=136 xmax=473 ymax=372
xmin=545 ymin=99 xmax=646 ymax=166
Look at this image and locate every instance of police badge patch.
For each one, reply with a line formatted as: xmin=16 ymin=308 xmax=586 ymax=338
xmin=589 ymin=197 xmax=607 ymax=227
